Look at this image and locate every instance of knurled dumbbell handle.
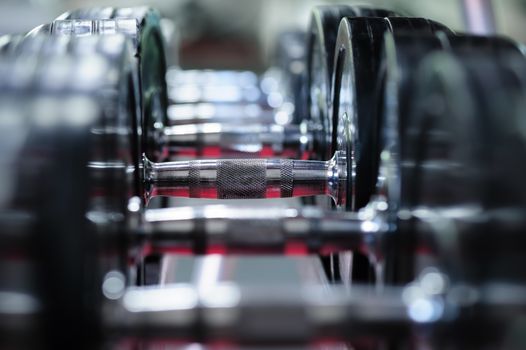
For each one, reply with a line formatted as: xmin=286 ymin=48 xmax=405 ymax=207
xmin=144 ymin=151 xmax=346 ymax=203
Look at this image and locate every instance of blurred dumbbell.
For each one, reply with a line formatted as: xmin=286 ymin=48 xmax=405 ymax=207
xmin=167 ymin=102 xmax=280 ymax=125
xmin=371 ymin=30 xmax=525 ymax=285
xmin=29 ymin=7 xmax=170 ymax=161
xmin=164 ymin=32 xmax=307 ymax=159
xmin=410 ymin=52 xmax=526 ymax=348
xmin=167 ymin=69 xmax=265 ymax=105
xmin=165 ymin=67 xmax=301 ymax=159
xmin=391 ymin=35 xmax=526 ymax=285
xmin=262 ymin=30 xmax=308 ymax=125
xmin=0 ymin=35 xmax=136 ymax=349
xmin=167 ymin=29 xmax=306 ymax=119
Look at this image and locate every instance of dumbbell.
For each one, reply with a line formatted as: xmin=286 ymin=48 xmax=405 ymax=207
xmin=163 ymin=32 xmax=307 ymax=158
xmin=167 ymin=69 xmax=268 ymax=106
xmin=144 ymin=8 xmax=454 ymax=286
xmin=139 ymin=30 xmax=526 ymax=267
xmin=165 ymin=68 xmax=298 ymax=158
xmin=140 ymin=26 xmax=516 ymax=246
xmin=29 ymin=6 xmax=170 ymax=162
xmin=0 ymin=38 xmax=135 ymax=349
xmin=137 ymin=32 xmax=526 ymax=277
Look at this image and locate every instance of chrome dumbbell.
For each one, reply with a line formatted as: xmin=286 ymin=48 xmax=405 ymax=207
xmin=143 ymin=151 xmax=347 ymax=202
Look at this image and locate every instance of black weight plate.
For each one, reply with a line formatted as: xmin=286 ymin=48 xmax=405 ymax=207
xmin=306 ymin=5 xmax=360 ymax=160
xmin=469 ymin=53 xmax=526 ymax=285
xmin=307 ymin=6 xmax=405 ymax=162
xmin=378 ymin=32 xmax=525 ymax=284
xmin=381 ymin=33 xmax=523 ymax=210
xmin=450 ymin=53 xmax=526 ymax=284
xmin=381 ymin=43 xmax=526 ymax=347
xmin=306 ymin=6 xmax=402 ymax=147
xmin=332 ymin=17 xmax=452 ymax=213
xmin=0 ymin=36 xmax=139 ymax=348
xmin=332 ymin=19 xmax=450 ymax=289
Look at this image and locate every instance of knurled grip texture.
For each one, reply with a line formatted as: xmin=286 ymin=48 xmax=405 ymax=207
xmin=188 ymin=161 xmax=201 ymax=198
xmin=217 ymin=160 xmax=267 ymax=199
xmin=280 ymin=159 xmax=293 ymax=198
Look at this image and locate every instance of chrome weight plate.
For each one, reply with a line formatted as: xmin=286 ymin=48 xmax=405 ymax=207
xmin=31 ymin=7 xmax=170 ymax=162
xmin=0 ymin=35 xmax=140 ymax=349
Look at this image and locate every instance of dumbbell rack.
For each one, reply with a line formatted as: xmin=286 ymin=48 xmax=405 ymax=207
xmin=1 ymin=2 xmax=526 ymax=350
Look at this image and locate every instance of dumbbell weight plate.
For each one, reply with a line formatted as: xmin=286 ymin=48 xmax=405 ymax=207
xmin=331 ymin=17 xmax=451 ymax=288
xmin=333 ymin=17 xmax=452 ymax=212
xmin=306 ymin=4 xmax=399 ymax=283
xmin=404 ymin=49 xmax=526 ymax=286
xmin=31 ymin=7 xmax=169 ymax=162
xmin=380 ymin=32 xmax=523 ymax=214
xmin=307 ymin=5 xmax=399 ymax=161
xmin=378 ymin=32 xmax=523 ymax=285
xmin=2 ymin=34 xmax=143 ymax=199
xmin=395 ymin=54 xmax=526 ymax=350
xmin=0 ymin=35 xmax=140 ymax=348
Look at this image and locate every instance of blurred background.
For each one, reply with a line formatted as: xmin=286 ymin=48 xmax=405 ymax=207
xmin=1 ymin=0 xmax=526 ymax=70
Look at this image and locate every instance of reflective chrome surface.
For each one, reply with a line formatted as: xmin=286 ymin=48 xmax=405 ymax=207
xmin=144 ymin=151 xmax=346 ymax=203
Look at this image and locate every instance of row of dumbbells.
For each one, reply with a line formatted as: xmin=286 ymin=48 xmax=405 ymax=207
xmin=1 ymin=4 xmax=526 ymax=349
